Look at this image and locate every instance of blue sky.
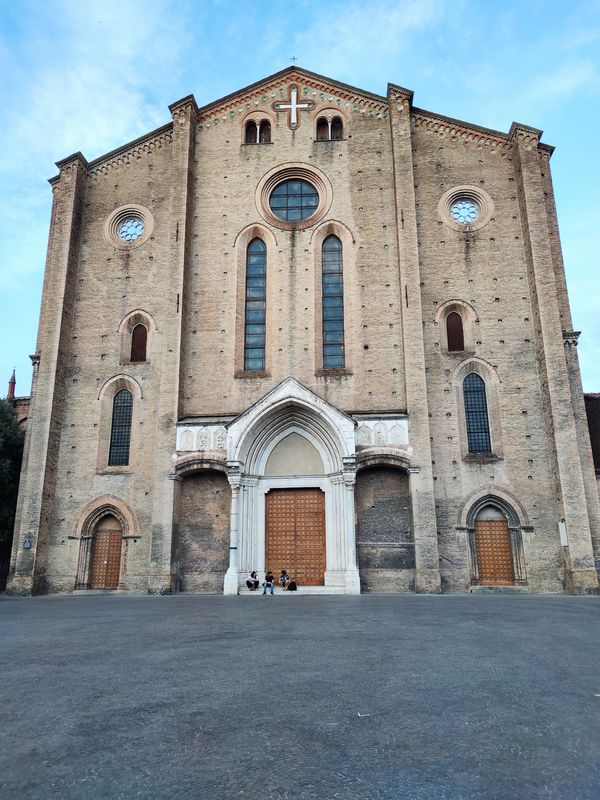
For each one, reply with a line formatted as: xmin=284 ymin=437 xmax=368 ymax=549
xmin=1 ymin=0 xmax=599 ymax=394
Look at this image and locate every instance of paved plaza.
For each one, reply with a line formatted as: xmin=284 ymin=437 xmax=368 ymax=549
xmin=1 ymin=594 xmax=599 ymax=799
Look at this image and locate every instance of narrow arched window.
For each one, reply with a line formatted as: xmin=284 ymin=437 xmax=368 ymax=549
xmin=130 ymin=324 xmax=147 ymax=362
xmin=446 ymin=312 xmax=464 ymax=352
xmin=108 ymin=389 xmax=133 ymax=466
xmin=244 ymin=239 xmax=266 ymax=371
xmin=259 ymin=120 xmax=271 ymax=144
xmin=316 ymin=117 xmax=328 ymax=141
xmin=322 ymin=235 xmax=345 ymax=369
xmin=245 ymin=120 xmax=257 ymax=144
xmin=463 ymin=373 xmax=491 ymax=453
xmin=331 ymin=117 xmax=343 ymax=140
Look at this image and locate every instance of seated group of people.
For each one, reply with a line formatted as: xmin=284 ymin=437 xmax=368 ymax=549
xmin=246 ymin=570 xmax=297 ymax=593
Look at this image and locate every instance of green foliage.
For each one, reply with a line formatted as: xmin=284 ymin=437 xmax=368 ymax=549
xmin=0 ymin=400 xmax=24 ymax=555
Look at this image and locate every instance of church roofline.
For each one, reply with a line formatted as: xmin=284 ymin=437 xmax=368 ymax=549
xmin=197 ymin=66 xmax=388 ymax=118
xmin=47 ymin=69 xmax=555 ymax=179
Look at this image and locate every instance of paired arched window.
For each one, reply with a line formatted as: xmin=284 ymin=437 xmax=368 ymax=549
xmin=316 ymin=116 xmax=343 ymax=141
xmin=245 ymin=119 xmax=271 ymax=144
xmin=244 ymin=239 xmax=267 ymax=371
xmin=108 ymin=389 xmax=133 ymax=466
xmin=130 ymin=324 xmax=147 ymax=362
xmin=322 ymin=235 xmax=345 ymax=369
xmin=463 ymin=373 xmax=491 ymax=453
xmin=446 ymin=312 xmax=464 ymax=352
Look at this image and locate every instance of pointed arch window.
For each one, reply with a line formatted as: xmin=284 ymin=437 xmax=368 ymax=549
xmin=446 ymin=312 xmax=464 ymax=352
xmin=322 ymin=235 xmax=345 ymax=369
xmin=130 ymin=324 xmax=147 ymax=362
xmin=244 ymin=239 xmax=267 ymax=371
xmin=108 ymin=389 xmax=133 ymax=466
xmin=463 ymin=373 xmax=491 ymax=453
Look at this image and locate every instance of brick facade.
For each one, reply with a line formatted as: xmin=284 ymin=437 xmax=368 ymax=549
xmin=7 ymin=67 xmax=599 ymax=595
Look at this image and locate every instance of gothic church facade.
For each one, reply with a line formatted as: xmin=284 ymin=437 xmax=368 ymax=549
xmin=8 ymin=68 xmax=600 ymax=595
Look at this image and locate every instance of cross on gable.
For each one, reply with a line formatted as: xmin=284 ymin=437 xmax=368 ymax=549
xmin=272 ymin=85 xmax=315 ymax=129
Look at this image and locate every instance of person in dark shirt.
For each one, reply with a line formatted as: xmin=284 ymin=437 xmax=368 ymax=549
xmin=279 ymin=569 xmax=290 ymax=589
xmin=262 ymin=570 xmax=275 ymax=595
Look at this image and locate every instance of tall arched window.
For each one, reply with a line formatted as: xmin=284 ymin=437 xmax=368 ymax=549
xmin=446 ymin=312 xmax=464 ymax=352
xmin=108 ymin=389 xmax=133 ymax=466
xmin=130 ymin=324 xmax=147 ymax=362
xmin=245 ymin=120 xmax=257 ymax=144
xmin=259 ymin=120 xmax=271 ymax=144
xmin=316 ymin=117 xmax=329 ymax=141
xmin=331 ymin=117 xmax=343 ymax=140
xmin=322 ymin=235 xmax=345 ymax=369
xmin=244 ymin=239 xmax=267 ymax=371
xmin=463 ymin=373 xmax=491 ymax=453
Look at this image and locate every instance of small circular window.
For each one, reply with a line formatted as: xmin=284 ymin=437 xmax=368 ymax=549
xmin=438 ymin=186 xmax=494 ymax=232
xmin=117 ymin=217 xmax=144 ymax=241
xmin=450 ymin=199 xmax=479 ymax=225
xmin=269 ymin=179 xmax=319 ymax=222
xmin=104 ymin=204 xmax=154 ymax=249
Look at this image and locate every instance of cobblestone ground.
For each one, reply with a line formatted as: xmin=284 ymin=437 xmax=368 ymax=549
xmin=1 ymin=594 xmax=599 ymax=800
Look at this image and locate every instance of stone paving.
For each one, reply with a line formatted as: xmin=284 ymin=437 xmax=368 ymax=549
xmin=1 ymin=594 xmax=599 ymax=799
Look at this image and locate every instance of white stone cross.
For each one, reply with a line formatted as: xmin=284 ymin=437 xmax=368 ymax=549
xmin=273 ymin=86 xmax=315 ymax=129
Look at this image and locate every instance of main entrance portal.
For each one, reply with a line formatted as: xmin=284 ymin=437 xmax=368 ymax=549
xmin=265 ymin=488 xmax=326 ymax=586
xmin=89 ymin=515 xmax=122 ymax=589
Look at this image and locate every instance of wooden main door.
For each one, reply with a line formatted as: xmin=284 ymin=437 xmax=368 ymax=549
xmin=89 ymin=516 xmax=123 ymax=589
xmin=475 ymin=519 xmax=515 ymax=586
xmin=265 ymin=488 xmax=326 ymax=586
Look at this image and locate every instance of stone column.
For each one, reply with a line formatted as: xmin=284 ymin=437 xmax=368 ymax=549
xmin=224 ymin=464 xmax=241 ymax=595
xmin=511 ymin=124 xmax=598 ymax=592
xmin=342 ymin=457 xmax=361 ymax=593
xmin=7 ymin=154 xmax=88 ymax=595
xmin=387 ymin=85 xmax=441 ymax=593
xmin=147 ymin=95 xmax=198 ymax=594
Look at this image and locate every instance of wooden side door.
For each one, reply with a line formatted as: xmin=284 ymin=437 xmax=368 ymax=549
xmin=265 ymin=488 xmax=326 ymax=586
xmin=475 ymin=519 xmax=515 ymax=586
xmin=89 ymin=528 xmax=122 ymax=589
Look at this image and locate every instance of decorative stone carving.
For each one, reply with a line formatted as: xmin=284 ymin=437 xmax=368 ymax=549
xmin=354 ymin=417 xmax=409 ymax=448
xmin=176 ymin=423 xmax=229 ymax=453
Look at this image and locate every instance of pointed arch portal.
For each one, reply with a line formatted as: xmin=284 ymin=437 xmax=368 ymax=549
xmin=223 ymin=379 xmax=360 ymax=594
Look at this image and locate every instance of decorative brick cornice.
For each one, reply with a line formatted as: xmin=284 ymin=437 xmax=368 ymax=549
xmin=197 ymin=67 xmax=389 ymax=129
xmin=411 ymin=110 xmax=511 ymax=153
xmin=87 ymin=125 xmax=173 ymax=178
xmin=563 ymin=330 xmax=581 ymax=348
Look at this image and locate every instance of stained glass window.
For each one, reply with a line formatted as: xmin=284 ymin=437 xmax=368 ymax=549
xmin=108 ymin=389 xmax=133 ymax=466
xmin=322 ymin=235 xmax=345 ymax=369
xmin=269 ymin=180 xmax=319 ymax=222
xmin=244 ymin=239 xmax=266 ymax=371
xmin=463 ymin=373 xmax=491 ymax=453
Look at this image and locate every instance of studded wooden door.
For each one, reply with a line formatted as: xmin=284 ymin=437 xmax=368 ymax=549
xmin=89 ymin=530 xmax=122 ymax=589
xmin=265 ymin=489 xmax=326 ymax=586
xmin=475 ymin=520 xmax=515 ymax=585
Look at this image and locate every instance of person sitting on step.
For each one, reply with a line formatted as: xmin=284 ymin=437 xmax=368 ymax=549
xmin=262 ymin=570 xmax=275 ymax=595
xmin=246 ymin=570 xmax=259 ymax=591
xmin=279 ymin=569 xmax=290 ymax=590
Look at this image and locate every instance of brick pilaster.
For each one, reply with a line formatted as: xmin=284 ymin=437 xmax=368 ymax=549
xmin=147 ymin=96 xmax=198 ymax=594
xmin=7 ymin=154 xmax=88 ymax=594
xmin=511 ymin=123 xmax=598 ymax=592
xmin=388 ymin=85 xmax=441 ymax=593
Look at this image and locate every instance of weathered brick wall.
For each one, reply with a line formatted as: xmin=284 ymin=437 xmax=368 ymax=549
xmin=172 ymin=472 xmax=230 ymax=592
xmin=355 ymin=467 xmax=414 ymax=592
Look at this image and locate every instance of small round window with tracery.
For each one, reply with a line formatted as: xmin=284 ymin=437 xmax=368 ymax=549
xmin=118 ymin=217 xmax=145 ymax=241
xmin=450 ymin=199 xmax=479 ymax=225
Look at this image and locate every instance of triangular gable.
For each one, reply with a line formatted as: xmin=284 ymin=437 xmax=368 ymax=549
xmin=197 ymin=66 xmax=389 ymax=128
